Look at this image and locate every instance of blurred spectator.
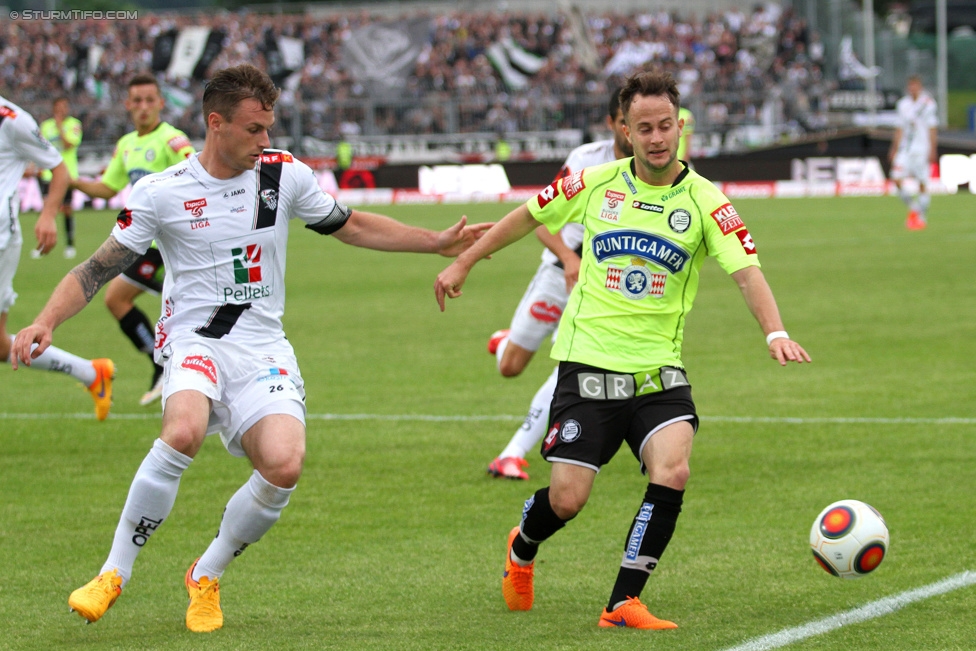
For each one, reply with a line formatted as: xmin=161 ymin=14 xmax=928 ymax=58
xmin=0 ymin=3 xmax=832 ymax=144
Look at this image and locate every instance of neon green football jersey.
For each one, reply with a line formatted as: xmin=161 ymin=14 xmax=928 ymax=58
xmin=527 ymin=159 xmax=760 ymax=373
xmin=101 ymin=121 xmax=194 ymax=192
xmin=39 ymin=116 xmax=82 ymax=179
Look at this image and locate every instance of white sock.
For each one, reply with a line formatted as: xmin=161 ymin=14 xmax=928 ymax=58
xmin=495 ymin=336 xmax=509 ymax=371
xmin=193 ymin=470 xmax=295 ymax=581
xmin=101 ymin=439 xmax=192 ymax=586
xmin=500 ymin=366 xmax=558 ymax=459
xmin=898 ymin=187 xmax=913 ymax=208
xmin=918 ymin=192 xmax=930 ymax=218
xmin=7 ymin=335 xmax=96 ymax=385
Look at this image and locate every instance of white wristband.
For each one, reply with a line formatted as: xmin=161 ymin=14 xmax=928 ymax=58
xmin=766 ymin=331 xmax=789 ymax=346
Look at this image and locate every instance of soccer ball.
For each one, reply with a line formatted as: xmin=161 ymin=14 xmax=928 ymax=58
xmin=810 ymin=500 xmax=889 ymax=579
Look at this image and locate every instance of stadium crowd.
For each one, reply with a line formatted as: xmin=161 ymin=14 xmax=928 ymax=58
xmin=0 ymin=2 xmax=830 ymax=144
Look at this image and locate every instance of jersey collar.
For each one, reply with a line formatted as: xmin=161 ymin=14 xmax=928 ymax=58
xmin=629 ymin=158 xmax=690 ymax=188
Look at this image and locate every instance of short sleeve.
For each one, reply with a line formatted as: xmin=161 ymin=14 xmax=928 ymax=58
xmin=526 ymin=169 xmax=587 ymax=235
xmin=165 ymin=129 xmax=195 ymax=163
xmin=111 ymin=180 xmax=158 ymax=255
xmin=101 ymin=146 xmax=129 ymax=193
xmin=290 ymin=159 xmax=351 ymax=235
xmin=697 ymin=185 xmax=760 ymax=275
xmin=10 ymin=113 xmax=62 ymax=171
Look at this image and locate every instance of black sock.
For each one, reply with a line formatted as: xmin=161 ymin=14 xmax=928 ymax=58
xmin=607 ymin=483 xmax=684 ymax=611
xmin=118 ymin=306 xmax=156 ymax=355
xmin=63 ymin=214 xmax=75 ymax=247
xmin=512 ymin=487 xmax=572 ymax=562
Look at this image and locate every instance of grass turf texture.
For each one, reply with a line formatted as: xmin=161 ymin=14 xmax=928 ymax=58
xmin=2 ymin=195 xmax=975 ymax=650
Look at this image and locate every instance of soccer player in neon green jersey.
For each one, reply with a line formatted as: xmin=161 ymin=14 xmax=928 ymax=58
xmin=73 ymin=73 xmax=195 ymax=406
xmin=436 ymin=70 xmax=810 ymax=630
xmin=38 ymin=97 xmax=83 ymax=258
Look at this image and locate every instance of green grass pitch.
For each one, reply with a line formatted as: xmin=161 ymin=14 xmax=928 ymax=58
xmin=2 ymin=195 xmax=975 ymax=650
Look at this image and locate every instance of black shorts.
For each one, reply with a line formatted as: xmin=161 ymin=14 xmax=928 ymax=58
xmin=121 ymin=248 xmax=164 ymax=294
xmin=541 ymin=361 xmax=698 ymax=473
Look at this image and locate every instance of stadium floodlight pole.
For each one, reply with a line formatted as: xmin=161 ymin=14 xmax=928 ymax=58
xmin=937 ymin=0 xmax=949 ymax=127
xmin=863 ymin=0 xmax=877 ymax=123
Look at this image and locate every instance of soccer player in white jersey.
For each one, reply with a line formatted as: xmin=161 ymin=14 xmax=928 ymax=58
xmin=889 ymin=75 xmax=938 ymax=230
xmin=11 ymin=64 xmax=490 ymax=633
xmin=1 ymin=95 xmax=114 ymax=420
xmin=487 ymin=89 xmax=633 ymax=480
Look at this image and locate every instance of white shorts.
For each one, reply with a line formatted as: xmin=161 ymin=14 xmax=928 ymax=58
xmin=508 ymin=262 xmax=569 ymax=352
xmin=891 ymin=151 xmax=930 ymax=183
xmin=0 ymin=238 xmax=22 ymax=315
xmin=160 ymin=337 xmax=307 ymax=457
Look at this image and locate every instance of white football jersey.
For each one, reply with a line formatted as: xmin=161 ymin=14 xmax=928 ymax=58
xmin=541 ymin=139 xmax=618 ymax=267
xmin=112 ymin=150 xmax=349 ymax=356
xmin=0 ymin=96 xmax=63 ymax=250
xmin=895 ymin=92 xmax=938 ymax=156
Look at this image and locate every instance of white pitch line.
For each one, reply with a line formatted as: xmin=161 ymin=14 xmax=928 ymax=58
xmin=1 ymin=413 xmax=976 ymax=424
xmin=721 ymin=571 xmax=976 ymax=651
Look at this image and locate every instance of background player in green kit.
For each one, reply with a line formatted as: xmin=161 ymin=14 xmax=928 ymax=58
xmin=38 ymin=97 xmax=82 ymax=259
xmin=73 ymin=73 xmax=195 ymax=406
xmin=435 ymin=70 xmax=810 ymax=630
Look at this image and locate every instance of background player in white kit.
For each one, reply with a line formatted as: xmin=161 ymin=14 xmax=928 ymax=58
xmin=889 ymin=75 xmax=938 ymax=231
xmin=12 ymin=64 xmax=489 ymax=633
xmin=487 ymin=89 xmax=634 ymax=480
xmin=1 ymin=94 xmax=115 ymax=420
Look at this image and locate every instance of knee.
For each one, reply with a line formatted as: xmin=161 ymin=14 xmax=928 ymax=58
xmin=651 ymin=461 xmax=690 ymax=491
xmin=263 ymin=452 xmax=305 ymax=489
xmin=0 ymin=336 xmax=9 ymax=362
xmin=159 ymin=424 xmax=206 ymax=458
xmin=548 ymin=486 xmax=587 ymax=520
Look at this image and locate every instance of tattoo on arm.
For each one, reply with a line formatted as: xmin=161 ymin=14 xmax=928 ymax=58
xmin=70 ymin=237 xmax=141 ymax=302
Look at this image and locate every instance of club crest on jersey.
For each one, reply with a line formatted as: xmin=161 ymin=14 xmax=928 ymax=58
xmin=619 ymin=265 xmax=667 ymax=300
xmin=183 ymin=198 xmax=207 ymax=218
xmin=599 ymin=190 xmax=626 ymax=223
xmin=735 ymin=228 xmax=757 ymax=254
xmin=605 ymin=265 xmax=622 ymax=290
xmin=710 ymin=203 xmax=744 ymax=235
xmin=563 ymin=170 xmax=585 ymax=200
xmin=591 ymin=230 xmax=689 ymax=274
xmin=145 ymin=149 xmax=156 ymax=162
xmin=668 ymin=209 xmax=691 ymax=233
xmin=260 ymin=189 xmax=278 ymax=211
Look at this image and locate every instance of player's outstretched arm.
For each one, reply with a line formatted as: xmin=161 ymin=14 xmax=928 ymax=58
xmin=33 ymin=162 xmax=69 ymax=255
xmin=331 ymin=210 xmax=492 ymax=256
xmin=730 ymin=265 xmax=811 ymax=366
xmin=11 ymin=236 xmax=140 ymax=369
xmin=71 ymin=177 xmax=118 ymax=199
xmin=435 ymin=204 xmax=541 ymax=311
